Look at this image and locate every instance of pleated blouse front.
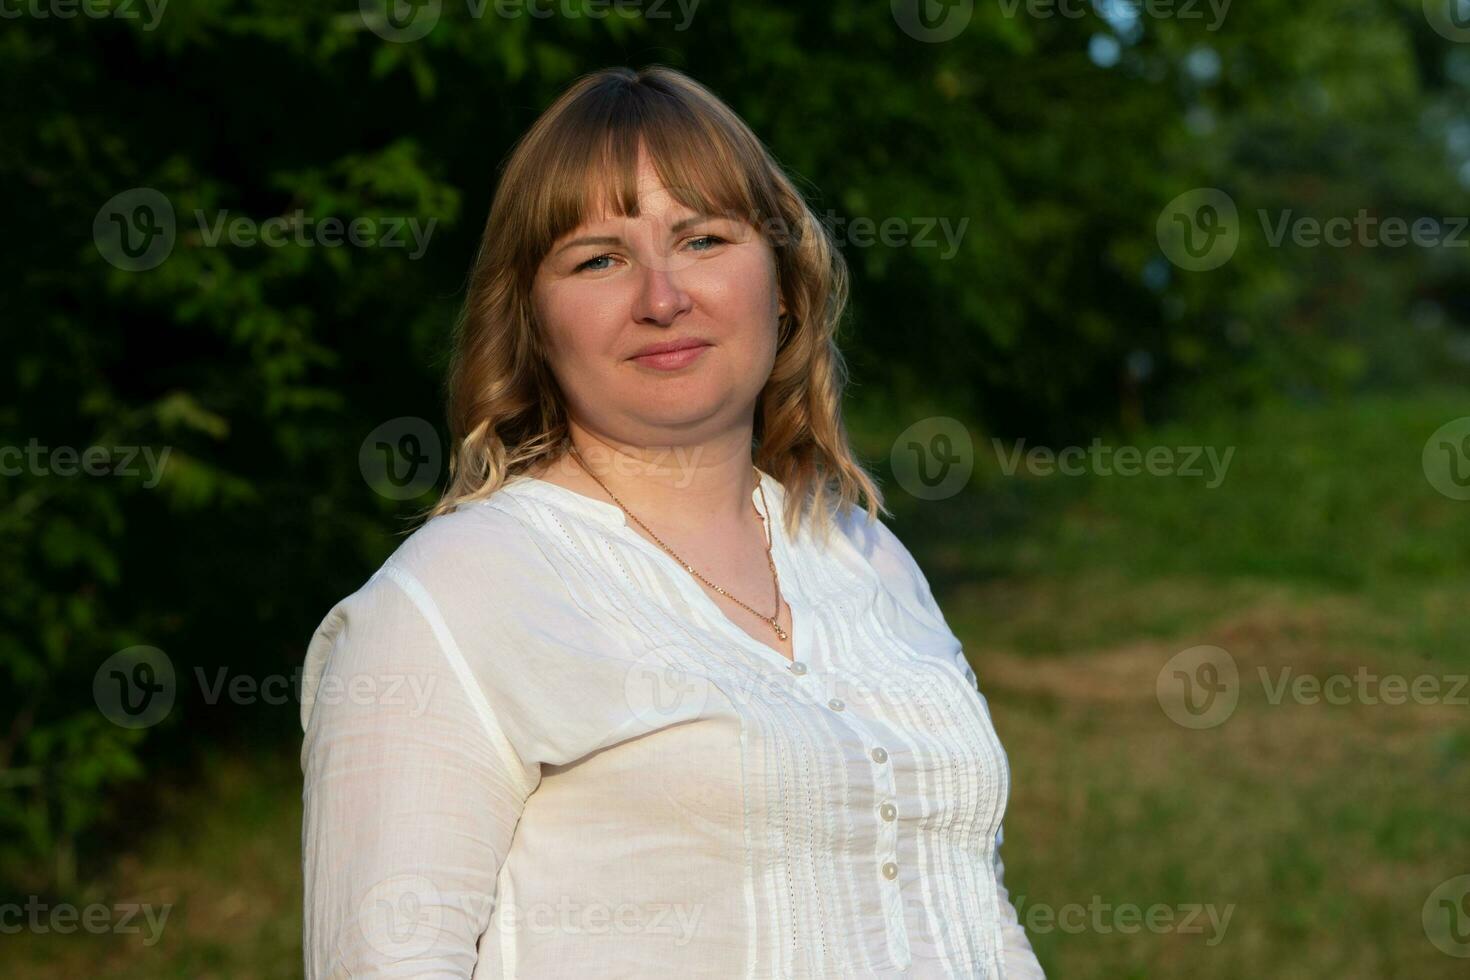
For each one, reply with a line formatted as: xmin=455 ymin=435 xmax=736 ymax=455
xmin=299 ymin=470 xmax=1045 ymax=978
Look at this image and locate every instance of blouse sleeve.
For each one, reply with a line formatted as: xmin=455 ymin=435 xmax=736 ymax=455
xmin=299 ymin=563 xmax=540 ymax=979
xmin=837 ymin=509 xmax=1046 ymax=977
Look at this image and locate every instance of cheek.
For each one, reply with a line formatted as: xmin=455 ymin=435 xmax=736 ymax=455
xmin=536 ymin=284 xmax=623 ymax=375
xmin=696 ymin=251 xmax=781 ymax=342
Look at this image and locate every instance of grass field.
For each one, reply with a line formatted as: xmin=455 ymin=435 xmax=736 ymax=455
xmin=8 ymin=391 xmax=1469 ymax=978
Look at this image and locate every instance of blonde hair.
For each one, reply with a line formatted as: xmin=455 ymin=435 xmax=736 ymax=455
xmin=425 ymin=65 xmax=884 ymax=536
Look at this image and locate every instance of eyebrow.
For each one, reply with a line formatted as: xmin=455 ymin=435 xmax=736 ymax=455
xmin=552 ymin=214 xmax=719 ymax=257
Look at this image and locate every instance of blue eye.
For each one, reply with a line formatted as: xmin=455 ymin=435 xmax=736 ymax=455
xmin=575 ymin=254 xmax=613 ymax=273
xmin=574 ymin=236 xmax=727 ymax=273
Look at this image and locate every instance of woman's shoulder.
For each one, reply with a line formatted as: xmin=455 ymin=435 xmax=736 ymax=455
xmin=299 ymin=493 xmax=574 ymax=730
xmin=305 ymin=492 xmax=560 ymax=651
xmin=827 ymin=500 xmax=952 ymax=636
xmin=388 ymin=491 xmax=549 ymax=584
xmin=830 ymin=499 xmax=923 ymax=579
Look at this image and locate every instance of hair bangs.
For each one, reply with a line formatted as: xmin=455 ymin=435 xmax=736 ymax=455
xmin=520 ymin=81 xmax=773 ymax=287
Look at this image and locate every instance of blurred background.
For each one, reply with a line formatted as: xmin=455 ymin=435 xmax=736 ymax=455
xmin=4 ymin=0 xmax=1470 ymax=976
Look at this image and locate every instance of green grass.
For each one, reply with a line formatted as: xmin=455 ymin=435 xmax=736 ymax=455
xmin=889 ymin=389 xmax=1470 ymax=979
xmin=2 ymin=746 xmax=303 ymax=979
xmin=7 ymin=389 xmax=1469 ymax=978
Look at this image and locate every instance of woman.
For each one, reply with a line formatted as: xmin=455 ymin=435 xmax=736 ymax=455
xmin=301 ymin=65 xmax=1044 ymax=979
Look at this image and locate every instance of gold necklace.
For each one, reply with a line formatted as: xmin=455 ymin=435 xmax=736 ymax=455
xmin=569 ymin=445 xmax=789 ymax=642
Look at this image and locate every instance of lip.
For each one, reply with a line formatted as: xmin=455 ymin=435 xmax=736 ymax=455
xmin=627 ymin=337 xmax=713 ymax=371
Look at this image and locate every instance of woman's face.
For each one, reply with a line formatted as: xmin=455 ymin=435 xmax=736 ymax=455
xmin=531 ymin=150 xmax=784 ymax=448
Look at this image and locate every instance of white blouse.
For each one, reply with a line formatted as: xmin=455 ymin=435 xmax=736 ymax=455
xmin=300 ymin=469 xmax=1045 ymax=978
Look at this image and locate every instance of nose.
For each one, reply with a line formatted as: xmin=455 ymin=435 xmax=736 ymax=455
xmin=630 ymin=258 xmax=692 ymax=327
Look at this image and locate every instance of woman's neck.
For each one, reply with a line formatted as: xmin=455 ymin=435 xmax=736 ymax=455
xmin=547 ymin=420 xmax=761 ymax=529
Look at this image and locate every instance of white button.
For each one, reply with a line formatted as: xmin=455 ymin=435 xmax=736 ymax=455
xmin=827 ymin=698 xmax=845 ymax=711
xmin=870 ymin=747 xmax=888 ymax=763
xmin=880 ymin=803 xmax=897 ymax=821
xmin=881 ymin=861 xmax=899 ymax=880
xmin=788 ymin=661 xmax=807 ymax=675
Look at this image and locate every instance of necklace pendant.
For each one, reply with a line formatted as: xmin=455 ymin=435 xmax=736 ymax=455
xmin=772 ymin=623 xmax=789 ymax=641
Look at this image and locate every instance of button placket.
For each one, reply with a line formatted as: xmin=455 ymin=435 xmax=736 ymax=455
xmin=789 ymin=657 xmax=910 ymax=967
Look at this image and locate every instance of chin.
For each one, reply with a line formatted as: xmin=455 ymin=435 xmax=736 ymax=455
xmin=623 ymin=380 xmax=744 ymax=433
